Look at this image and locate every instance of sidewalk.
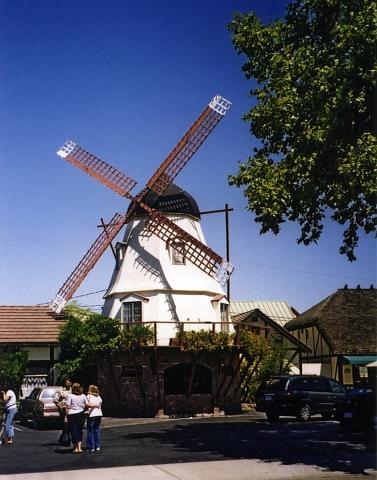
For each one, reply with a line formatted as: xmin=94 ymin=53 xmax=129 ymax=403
xmin=1 ymin=459 xmax=375 ymax=480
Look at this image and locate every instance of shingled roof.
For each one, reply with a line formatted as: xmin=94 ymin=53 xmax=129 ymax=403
xmin=285 ymin=288 xmax=377 ymax=354
xmin=0 ymin=306 xmax=66 ymax=345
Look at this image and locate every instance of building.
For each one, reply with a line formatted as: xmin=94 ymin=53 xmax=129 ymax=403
xmin=0 ymin=306 xmax=64 ymax=395
xmin=231 ymin=308 xmax=310 ymax=372
xmin=284 ymin=287 xmax=377 ymax=385
xmin=102 ymin=184 xmax=231 ymax=345
xmin=230 ymin=300 xmax=299 ymax=327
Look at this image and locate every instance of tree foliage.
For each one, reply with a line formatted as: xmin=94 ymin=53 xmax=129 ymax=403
xmin=0 ymin=349 xmax=28 ymax=396
xmin=240 ymin=343 xmax=290 ymax=402
xmin=56 ymin=304 xmax=154 ymax=381
xmin=229 ymin=0 xmax=377 ymax=260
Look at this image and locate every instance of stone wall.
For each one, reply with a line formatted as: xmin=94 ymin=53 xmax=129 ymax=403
xmin=97 ymin=347 xmax=242 ymax=417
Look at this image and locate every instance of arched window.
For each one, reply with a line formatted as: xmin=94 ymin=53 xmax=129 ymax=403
xmin=164 ymin=363 xmax=212 ymax=395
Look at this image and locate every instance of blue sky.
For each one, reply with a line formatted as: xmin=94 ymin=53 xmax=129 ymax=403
xmin=0 ymin=0 xmax=375 ymax=314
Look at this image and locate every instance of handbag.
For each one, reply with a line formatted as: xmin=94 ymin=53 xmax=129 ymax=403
xmin=58 ymin=424 xmax=71 ymax=447
xmin=58 ymin=431 xmax=71 ymax=447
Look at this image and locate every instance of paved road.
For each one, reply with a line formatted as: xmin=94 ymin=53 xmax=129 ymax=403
xmin=0 ymin=413 xmax=375 ymax=479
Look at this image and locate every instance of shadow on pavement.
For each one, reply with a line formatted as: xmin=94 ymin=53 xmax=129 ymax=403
xmin=1 ymin=417 xmax=375 ymax=475
xmin=120 ymin=418 xmax=376 ymax=475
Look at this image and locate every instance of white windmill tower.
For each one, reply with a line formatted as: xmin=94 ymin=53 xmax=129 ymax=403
xmin=50 ymin=95 xmax=233 ymax=346
xmin=101 ymin=183 xmax=231 ymax=345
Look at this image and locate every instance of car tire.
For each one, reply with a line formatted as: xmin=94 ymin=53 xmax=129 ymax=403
xmin=340 ymin=418 xmax=353 ymax=432
xmin=31 ymin=412 xmax=41 ymax=430
xmin=321 ymin=412 xmax=333 ymax=421
xmin=297 ymin=403 xmax=311 ymax=422
xmin=18 ymin=411 xmax=29 ymax=426
xmin=266 ymin=411 xmax=279 ymax=422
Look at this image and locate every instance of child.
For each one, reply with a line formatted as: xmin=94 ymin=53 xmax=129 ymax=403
xmin=85 ymin=385 xmax=103 ymax=452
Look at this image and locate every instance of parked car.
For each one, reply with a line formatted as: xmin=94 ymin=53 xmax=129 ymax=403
xmin=18 ymin=386 xmax=61 ymax=429
xmin=339 ymin=381 xmax=377 ymax=444
xmin=255 ymin=375 xmax=346 ymax=422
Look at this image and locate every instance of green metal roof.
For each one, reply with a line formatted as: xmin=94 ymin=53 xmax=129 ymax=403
xmin=343 ymin=355 xmax=377 ymax=365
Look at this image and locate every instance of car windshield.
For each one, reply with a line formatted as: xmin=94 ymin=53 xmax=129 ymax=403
xmin=41 ymin=389 xmax=58 ymax=399
xmin=264 ymin=378 xmax=288 ymax=391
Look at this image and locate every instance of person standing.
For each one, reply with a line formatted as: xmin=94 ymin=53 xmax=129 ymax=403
xmin=54 ymin=378 xmax=72 ymax=446
xmin=85 ymin=385 xmax=103 ymax=452
xmin=66 ymin=383 xmax=86 ymax=453
xmin=1 ymin=384 xmax=17 ymax=445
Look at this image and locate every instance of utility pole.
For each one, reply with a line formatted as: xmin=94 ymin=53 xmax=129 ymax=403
xmin=200 ymin=204 xmax=233 ymax=301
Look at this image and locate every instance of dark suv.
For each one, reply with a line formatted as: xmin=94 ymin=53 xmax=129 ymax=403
xmin=255 ymin=375 xmax=346 ymax=422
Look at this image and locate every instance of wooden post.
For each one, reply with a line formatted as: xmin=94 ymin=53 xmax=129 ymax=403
xmin=187 ymin=358 xmax=197 ymax=398
xmin=222 ymin=353 xmax=244 ymax=400
xmin=234 ymin=357 xmax=252 ymax=394
xmin=241 ymin=357 xmax=261 ymax=403
xmin=154 ymin=322 xmax=157 ymax=347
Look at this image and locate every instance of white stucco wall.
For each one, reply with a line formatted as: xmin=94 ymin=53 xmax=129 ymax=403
xmin=102 ymin=213 xmax=229 ymax=344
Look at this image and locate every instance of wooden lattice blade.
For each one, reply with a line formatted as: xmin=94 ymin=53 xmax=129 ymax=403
xmin=146 ymin=95 xmax=231 ymax=196
xmin=57 ymin=140 xmax=137 ymax=198
xmin=50 ymin=213 xmax=126 ymax=313
xmin=144 ymin=206 xmax=234 ymax=285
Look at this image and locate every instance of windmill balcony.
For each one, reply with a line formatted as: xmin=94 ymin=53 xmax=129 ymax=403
xmin=120 ymin=321 xmax=270 ymax=348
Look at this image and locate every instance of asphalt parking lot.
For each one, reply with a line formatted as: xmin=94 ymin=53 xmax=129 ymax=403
xmin=0 ymin=412 xmax=375 ymax=478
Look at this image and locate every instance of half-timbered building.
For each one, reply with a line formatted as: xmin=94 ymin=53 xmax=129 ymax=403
xmin=285 ymin=287 xmax=377 ymax=385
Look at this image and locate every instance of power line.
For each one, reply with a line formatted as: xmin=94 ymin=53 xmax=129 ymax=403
xmin=72 ymin=289 xmax=107 ymax=299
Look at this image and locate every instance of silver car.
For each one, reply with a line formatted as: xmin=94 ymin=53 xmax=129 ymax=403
xmin=18 ymin=386 xmax=61 ymax=429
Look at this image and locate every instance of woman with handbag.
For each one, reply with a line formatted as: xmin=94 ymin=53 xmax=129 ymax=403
xmin=1 ymin=383 xmax=17 ymax=445
xmin=85 ymin=385 xmax=103 ymax=452
xmin=66 ymin=383 xmax=86 ymax=453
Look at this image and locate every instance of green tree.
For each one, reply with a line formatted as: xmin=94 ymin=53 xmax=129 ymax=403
xmin=56 ymin=304 xmax=154 ymax=382
xmin=240 ymin=343 xmax=290 ymax=403
xmin=56 ymin=304 xmax=121 ymax=381
xmin=229 ymin=0 xmax=377 ymax=260
xmin=0 ymin=349 xmax=28 ymax=396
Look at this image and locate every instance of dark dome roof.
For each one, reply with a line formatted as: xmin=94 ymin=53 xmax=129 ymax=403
xmin=128 ymin=184 xmax=200 ymax=219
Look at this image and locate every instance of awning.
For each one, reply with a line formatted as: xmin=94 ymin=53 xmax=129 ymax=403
xmin=343 ymin=355 xmax=377 ymax=366
xmin=366 ymin=360 xmax=377 ymax=367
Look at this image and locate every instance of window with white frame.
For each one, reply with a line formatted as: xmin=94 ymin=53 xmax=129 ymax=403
xmin=171 ymin=239 xmax=186 ymax=265
xmin=122 ymin=301 xmax=142 ymax=324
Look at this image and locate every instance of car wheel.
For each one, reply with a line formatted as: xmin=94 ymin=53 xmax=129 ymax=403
xmin=18 ymin=411 xmax=29 ymax=426
xmin=322 ymin=412 xmax=333 ymax=421
xmin=297 ymin=404 xmax=311 ymax=422
xmin=266 ymin=411 xmax=279 ymax=422
xmin=31 ymin=412 xmax=41 ymax=430
xmin=340 ymin=418 xmax=353 ymax=432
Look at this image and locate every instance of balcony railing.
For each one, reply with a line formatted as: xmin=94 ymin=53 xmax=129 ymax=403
xmin=120 ymin=320 xmax=270 ymax=347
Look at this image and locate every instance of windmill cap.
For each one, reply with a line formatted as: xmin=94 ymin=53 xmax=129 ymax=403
xmin=128 ymin=183 xmax=200 ymax=219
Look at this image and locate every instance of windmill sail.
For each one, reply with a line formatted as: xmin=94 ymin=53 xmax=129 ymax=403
xmin=51 ymin=95 xmax=233 ymax=313
xmin=50 ymin=213 xmax=126 ymax=313
xmin=144 ymin=206 xmax=234 ymax=284
xmin=147 ymin=95 xmax=231 ymax=196
xmin=57 ymin=140 xmax=137 ymax=198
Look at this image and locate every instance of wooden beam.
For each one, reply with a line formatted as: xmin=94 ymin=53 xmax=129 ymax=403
xmin=222 ymin=353 xmax=244 ymax=399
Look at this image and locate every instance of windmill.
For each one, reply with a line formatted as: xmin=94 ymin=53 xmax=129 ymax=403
xmin=50 ymin=95 xmax=233 ymax=314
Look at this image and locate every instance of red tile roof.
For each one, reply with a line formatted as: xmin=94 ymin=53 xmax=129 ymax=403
xmin=0 ymin=306 xmax=66 ymax=344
